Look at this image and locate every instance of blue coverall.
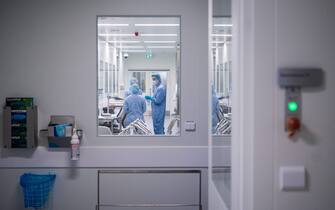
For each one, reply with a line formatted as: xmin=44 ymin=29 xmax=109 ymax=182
xmin=151 ymin=83 xmax=166 ymax=134
xmin=123 ymin=89 xmax=146 ymax=128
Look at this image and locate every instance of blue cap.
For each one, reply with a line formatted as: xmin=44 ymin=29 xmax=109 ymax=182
xmin=151 ymin=73 xmax=161 ymax=82
xmin=129 ymin=77 xmax=138 ymax=85
xmin=130 ymin=84 xmax=140 ymax=94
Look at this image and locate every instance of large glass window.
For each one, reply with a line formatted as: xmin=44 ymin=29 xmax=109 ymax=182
xmin=97 ymin=16 xmax=180 ymax=136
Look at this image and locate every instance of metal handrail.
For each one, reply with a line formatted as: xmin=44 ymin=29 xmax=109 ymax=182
xmin=96 ymin=169 xmax=202 ymax=210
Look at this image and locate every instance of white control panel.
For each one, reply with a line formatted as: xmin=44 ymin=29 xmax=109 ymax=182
xmin=280 ymin=166 xmax=306 ymax=191
xmin=185 ymin=121 xmax=196 ymax=131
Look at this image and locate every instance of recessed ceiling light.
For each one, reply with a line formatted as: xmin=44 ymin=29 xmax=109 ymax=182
xmin=115 ymin=46 xmax=144 ymax=49
xmin=135 ymin=24 xmax=179 ymax=27
xmin=213 ymin=24 xmax=233 ymax=27
xmin=99 ymin=34 xmax=134 ymax=37
xmin=212 ymin=34 xmax=232 ymax=37
xmin=108 ymin=41 xmax=141 ymax=43
xmin=98 ymin=24 xmax=129 ymax=27
xmin=122 ymin=50 xmax=146 ymax=53
xmin=147 ymin=46 xmax=175 ymax=49
xmin=144 ymin=41 xmax=176 ymax=43
xmin=140 ymin=34 xmax=178 ymax=37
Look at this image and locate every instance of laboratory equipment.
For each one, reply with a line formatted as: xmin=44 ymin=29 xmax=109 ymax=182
xmin=214 ymin=114 xmax=232 ymax=135
xmin=118 ymin=119 xmax=152 ymax=135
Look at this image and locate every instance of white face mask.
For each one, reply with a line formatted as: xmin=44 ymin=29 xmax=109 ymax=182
xmin=153 ymin=80 xmax=159 ymax=86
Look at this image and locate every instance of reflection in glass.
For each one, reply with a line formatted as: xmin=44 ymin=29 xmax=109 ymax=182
xmin=97 ymin=17 xmax=180 ymax=136
xmin=210 ymin=0 xmax=232 ymax=207
xmin=212 ymin=17 xmax=232 ymax=136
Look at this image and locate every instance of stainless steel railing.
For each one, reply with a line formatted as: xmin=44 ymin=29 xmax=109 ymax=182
xmin=96 ymin=169 xmax=202 ymax=210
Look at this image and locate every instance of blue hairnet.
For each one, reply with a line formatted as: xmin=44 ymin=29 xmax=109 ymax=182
xmin=130 ymin=84 xmax=140 ymax=94
xmin=151 ymin=73 xmax=161 ymax=82
xmin=129 ymin=77 xmax=138 ymax=85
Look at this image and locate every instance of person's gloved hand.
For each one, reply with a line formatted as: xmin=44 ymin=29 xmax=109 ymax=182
xmin=145 ymin=96 xmax=153 ymax=100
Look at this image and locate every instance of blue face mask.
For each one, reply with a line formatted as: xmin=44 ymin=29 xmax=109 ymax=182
xmin=153 ymin=80 xmax=159 ymax=86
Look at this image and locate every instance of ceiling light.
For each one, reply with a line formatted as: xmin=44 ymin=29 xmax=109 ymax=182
xmin=147 ymin=46 xmax=175 ymax=49
xmin=140 ymin=34 xmax=178 ymax=37
xmin=108 ymin=41 xmax=141 ymax=43
xmin=122 ymin=50 xmax=146 ymax=53
xmin=116 ymin=46 xmax=144 ymax=49
xmin=135 ymin=24 xmax=179 ymax=27
xmin=212 ymin=34 xmax=233 ymax=37
xmin=213 ymin=24 xmax=233 ymax=27
xmin=98 ymin=24 xmax=129 ymax=27
xmin=212 ymin=41 xmax=226 ymax=44
xmin=99 ymin=34 xmax=134 ymax=37
xmin=144 ymin=41 xmax=176 ymax=43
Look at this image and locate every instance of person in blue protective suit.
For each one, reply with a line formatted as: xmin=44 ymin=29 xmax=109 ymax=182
xmin=212 ymin=84 xmax=220 ymax=133
xmin=123 ymin=84 xmax=146 ymax=128
xmin=124 ymin=77 xmax=142 ymax=98
xmin=145 ymin=74 xmax=166 ymax=134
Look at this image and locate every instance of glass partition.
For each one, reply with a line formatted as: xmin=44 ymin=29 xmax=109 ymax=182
xmin=97 ymin=16 xmax=181 ymax=136
xmin=211 ymin=0 xmax=232 ymax=209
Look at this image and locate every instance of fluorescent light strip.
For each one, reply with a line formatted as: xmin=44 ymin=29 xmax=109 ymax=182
xmin=99 ymin=33 xmax=178 ymax=37
xmin=147 ymin=46 xmax=175 ymax=49
xmin=108 ymin=41 xmax=141 ymax=43
xmin=212 ymin=41 xmax=226 ymax=44
xmin=135 ymin=24 xmax=179 ymax=27
xmin=144 ymin=41 xmax=176 ymax=43
xmin=98 ymin=24 xmax=129 ymax=26
xmin=212 ymin=34 xmax=233 ymax=37
xmin=115 ymin=46 xmax=144 ymax=49
xmin=141 ymin=34 xmax=178 ymax=37
xmin=214 ymin=24 xmax=233 ymax=27
xmin=122 ymin=50 xmax=146 ymax=53
xmin=99 ymin=34 xmax=134 ymax=37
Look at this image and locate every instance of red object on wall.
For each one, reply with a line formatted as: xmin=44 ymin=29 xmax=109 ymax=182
xmin=287 ymin=117 xmax=301 ymax=138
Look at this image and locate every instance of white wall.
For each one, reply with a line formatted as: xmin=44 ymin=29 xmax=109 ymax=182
xmin=239 ymin=0 xmax=335 ymax=209
xmin=0 ymin=168 xmax=208 ymax=210
xmin=0 ymin=0 xmax=208 ymax=162
xmin=0 ymin=0 xmax=209 ymax=209
xmin=274 ymin=0 xmax=335 ymax=209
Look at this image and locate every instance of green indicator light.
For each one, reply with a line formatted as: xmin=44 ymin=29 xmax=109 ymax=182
xmin=288 ymin=101 xmax=298 ymax=112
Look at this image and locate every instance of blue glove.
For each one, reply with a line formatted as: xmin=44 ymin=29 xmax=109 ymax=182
xmin=145 ymin=96 xmax=153 ymax=100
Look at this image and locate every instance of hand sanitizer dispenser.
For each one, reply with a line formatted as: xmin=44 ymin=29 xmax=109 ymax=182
xmin=71 ymin=128 xmax=80 ymax=160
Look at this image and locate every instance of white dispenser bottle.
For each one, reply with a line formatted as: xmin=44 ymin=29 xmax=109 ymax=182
xmin=71 ymin=128 xmax=80 ymax=160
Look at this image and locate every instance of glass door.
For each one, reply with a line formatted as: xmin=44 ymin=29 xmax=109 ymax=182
xmin=209 ymin=0 xmax=232 ymax=209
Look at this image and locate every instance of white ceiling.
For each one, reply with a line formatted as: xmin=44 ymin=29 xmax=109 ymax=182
xmin=97 ymin=16 xmax=232 ymax=53
xmin=98 ymin=17 xmax=180 ymax=53
xmin=212 ymin=17 xmax=232 ymax=50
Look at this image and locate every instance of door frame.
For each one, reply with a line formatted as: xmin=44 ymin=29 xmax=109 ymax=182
xmin=208 ymin=0 xmax=267 ymax=209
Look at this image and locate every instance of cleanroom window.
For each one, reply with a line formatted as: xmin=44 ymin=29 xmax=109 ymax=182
xmin=97 ymin=16 xmax=181 ymax=136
